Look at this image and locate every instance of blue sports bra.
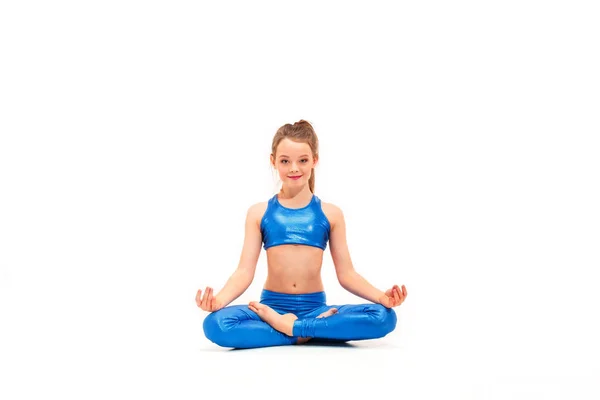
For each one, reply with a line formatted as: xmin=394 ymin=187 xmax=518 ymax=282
xmin=260 ymin=194 xmax=331 ymax=250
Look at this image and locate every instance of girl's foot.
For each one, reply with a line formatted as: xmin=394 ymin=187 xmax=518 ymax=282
xmin=318 ymin=307 xmax=338 ymax=319
xmin=248 ymin=301 xmax=297 ymax=336
xmin=296 ymin=307 xmax=338 ymax=345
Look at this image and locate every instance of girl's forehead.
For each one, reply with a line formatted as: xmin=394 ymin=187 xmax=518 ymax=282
xmin=276 ymin=138 xmax=312 ymax=155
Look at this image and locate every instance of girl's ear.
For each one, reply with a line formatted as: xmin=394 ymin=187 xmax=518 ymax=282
xmin=270 ymin=153 xmax=275 ymax=167
xmin=313 ymin=155 xmax=319 ymax=168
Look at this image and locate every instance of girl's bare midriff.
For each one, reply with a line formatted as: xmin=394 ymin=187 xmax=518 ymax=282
xmin=263 ymin=245 xmax=325 ymax=294
xmin=256 ymin=196 xmax=335 ymax=294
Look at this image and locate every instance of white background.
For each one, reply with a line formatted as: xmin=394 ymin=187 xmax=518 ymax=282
xmin=1 ymin=1 xmax=599 ymax=399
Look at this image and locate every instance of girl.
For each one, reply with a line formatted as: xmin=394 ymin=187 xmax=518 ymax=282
xmin=196 ymin=120 xmax=407 ymax=349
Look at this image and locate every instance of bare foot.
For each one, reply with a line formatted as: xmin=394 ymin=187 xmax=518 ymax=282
xmin=318 ymin=307 xmax=338 ymax=319
xmin=248 ymin=301 xmax=297 ymax=336
xmin=296 ymin=307 xmax=338 ymax=345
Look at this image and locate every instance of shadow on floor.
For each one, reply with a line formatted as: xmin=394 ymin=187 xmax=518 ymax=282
xmin=222 ymin=339 xmax=360 ymax=351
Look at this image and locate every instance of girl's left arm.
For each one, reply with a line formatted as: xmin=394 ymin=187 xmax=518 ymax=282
xmin=327 ymin=204 xmax=386 ymax=303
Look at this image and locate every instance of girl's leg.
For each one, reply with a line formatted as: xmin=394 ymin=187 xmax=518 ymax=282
xmin=245 ymin=290 xmax=338 ymax=344
xmin=296 ymin=305 xmax=344 ymax=344
xmin=203 ymin=305 xmax=296 ymax=349
xmin=292 ymin=303 xmax=397 ymax=341
xmin=247 ymin=303 xmax=337 ymax=338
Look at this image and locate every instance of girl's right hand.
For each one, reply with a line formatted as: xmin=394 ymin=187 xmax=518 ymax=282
xmin=195 ymin=287 xmax=224 ymax=312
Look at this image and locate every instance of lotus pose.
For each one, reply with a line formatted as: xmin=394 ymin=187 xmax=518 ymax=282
xmin=196 ymin=119 xmax=408 ymax=348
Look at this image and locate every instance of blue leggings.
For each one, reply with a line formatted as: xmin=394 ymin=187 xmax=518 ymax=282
xmin=203 ymin=289 xmax=397 ymax=349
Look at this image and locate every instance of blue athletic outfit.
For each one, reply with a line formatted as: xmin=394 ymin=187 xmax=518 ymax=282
xmin=202 ymin=194 xmax=397 ymax=349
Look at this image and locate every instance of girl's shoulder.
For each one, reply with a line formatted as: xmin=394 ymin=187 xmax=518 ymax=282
xmin=247 ymin=200 xmax=269 ymax=227
xmin=320 ymin=199 xmax=343 ymax=228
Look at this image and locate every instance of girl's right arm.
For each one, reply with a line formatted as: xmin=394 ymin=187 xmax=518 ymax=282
xmin=197 ymin=203 xmax=263 ymax=310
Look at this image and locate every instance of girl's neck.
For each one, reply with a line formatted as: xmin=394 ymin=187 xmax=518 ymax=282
xmin=278 ymin=185 xmax=312 ymax=201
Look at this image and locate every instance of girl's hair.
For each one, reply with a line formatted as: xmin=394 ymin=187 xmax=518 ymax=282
xmin=271 ymin=119 xmax=319 ymax=193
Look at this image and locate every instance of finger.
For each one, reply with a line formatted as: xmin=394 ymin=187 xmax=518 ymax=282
xmin=393 ymin=287 xmax=401 ymax=303
xmin=208 ymin=287 xmax=215 ymax=310
xmin=395 ymin=287 xmax=403 ymax=304
xmin=201 ymin=287 xmax=211 ymax=310
xmin=211 ymin=297 xmax=216 ymax=311
xmin=385 ymin=288 xmax=393 ymax=297
xmin=200 ymin=287 xmax=207 ymax=310
xmin=207 ymin=287 xmax=213 ymax=306
xmin=196 ymin=289 xmax=202 ymax=307
xmin=403 ymin=285 xmax=407 ymax=298
xmin=397 ymin=288 xmax=405 ymax=304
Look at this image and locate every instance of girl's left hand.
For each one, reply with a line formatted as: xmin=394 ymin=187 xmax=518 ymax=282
xmin=378 ymin=284 xmax=407 ymax=308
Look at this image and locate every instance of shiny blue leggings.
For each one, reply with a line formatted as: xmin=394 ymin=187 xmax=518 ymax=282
xmin=203 ymin=289 xmax=397 ymax=349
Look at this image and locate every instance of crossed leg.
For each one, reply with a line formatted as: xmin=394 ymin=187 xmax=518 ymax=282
xmin=248 ymin=301 xmax=338 ymax=344
xmin=203 ymin=304 xmax=337 ymax=349
xmin=248 ymin=302 xmax=397 ymax=342
xmin=203 ymin=302 xmax=396 ymax=349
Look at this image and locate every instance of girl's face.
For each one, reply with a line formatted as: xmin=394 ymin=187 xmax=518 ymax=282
xmin=271 ymin=138 xmax=317 ymax=187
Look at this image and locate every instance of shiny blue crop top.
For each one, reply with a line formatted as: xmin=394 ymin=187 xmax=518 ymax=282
xmin=260 ymin=194 xmax=331 ymax=250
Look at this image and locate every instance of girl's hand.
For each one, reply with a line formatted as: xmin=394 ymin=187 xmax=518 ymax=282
xmin=378 ymin=284 xmax=407 ymax=308
xmin=195 ymin=287 xmax=224 ymax=312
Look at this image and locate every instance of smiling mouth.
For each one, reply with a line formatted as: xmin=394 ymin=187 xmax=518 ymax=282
xmin=289 ymin=175 xmax=302 ymax=178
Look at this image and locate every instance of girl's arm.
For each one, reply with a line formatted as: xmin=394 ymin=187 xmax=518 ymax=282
xmin=214 ymin=203 xmax=264 ymax=307
xmin=327 ymin=204 xmax=386 ymax=303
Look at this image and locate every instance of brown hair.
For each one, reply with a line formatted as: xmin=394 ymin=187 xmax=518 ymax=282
xmin=271 ymin=119 xmax=319 ymax=193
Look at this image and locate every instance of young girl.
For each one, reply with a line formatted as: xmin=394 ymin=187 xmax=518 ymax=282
xmin=196 ymin=120 xmax=408 ymax=349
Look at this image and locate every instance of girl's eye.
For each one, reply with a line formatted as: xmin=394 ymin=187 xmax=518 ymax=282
xmin=301 ymin=159 xmax=308 ymax=163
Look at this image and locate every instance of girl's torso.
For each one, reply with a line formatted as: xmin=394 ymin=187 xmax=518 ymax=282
xmin=256 ymin=194 xmax=337 ymax=294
